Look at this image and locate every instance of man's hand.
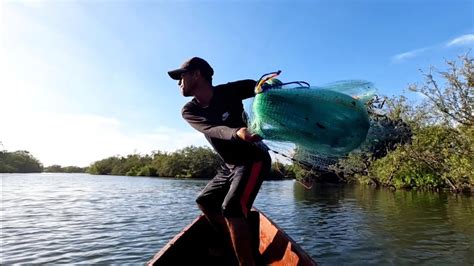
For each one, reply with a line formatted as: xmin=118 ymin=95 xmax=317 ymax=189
xmin=236 ymin=127 xmax=262 ymax=142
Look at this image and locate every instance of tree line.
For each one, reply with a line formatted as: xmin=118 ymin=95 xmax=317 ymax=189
xmin=332 ymin=53 xmax=473 ymax=193
xmin=0 ymin=150 xmax=43 ymax=173
xmin=0 ymin=146 xmax=295 ymax=180
xmin=44 ymin=165 xmax=88 ymax=173
xmin=0 ymin=150 xmax=88 ymax=173
xmin=87 ymin=146 xmax=295 ymax=180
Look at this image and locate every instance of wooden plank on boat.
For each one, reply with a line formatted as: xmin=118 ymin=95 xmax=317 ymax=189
xmin=257 ymin=210 xmax=316 ymax=265
xmin=147 ymin=209 xmax=317 ymax=266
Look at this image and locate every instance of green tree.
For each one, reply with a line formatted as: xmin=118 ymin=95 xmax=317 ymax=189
xmin=268 ymin=161 xmax=295 ymax=180
xmin=88 ymin=156 xmax=121 ymax=175
xmin=44 ymin=165 xmax=87 ymax=173
xmin=62 ymin=166 xmax=87 ymax=173
xmin=44 ymin=165 xmax=63 ymax=172
xmin=151 ymin=146 xmax=221 ymax=178
xmin=336 ymin=53 xmax=473 ymax=192
xmin=409 ymin=54 xmax=473 ymax=127
xmin=0 ymin=150 xmax=43 ymax=173
xmin=88 ymin=146 xmax=221 ymax=179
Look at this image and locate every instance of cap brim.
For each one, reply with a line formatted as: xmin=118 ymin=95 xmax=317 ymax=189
xmin=168 ymin=68 xmax=187 ymax=80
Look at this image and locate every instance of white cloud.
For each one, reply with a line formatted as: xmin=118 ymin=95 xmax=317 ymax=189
xmin=391 ymin=33 xmax=474 ymax=63
xmin=391 ymin=47 xmax=428 ymax=63
xmin=446 ymin=34 xmax=474 ymax=47
xmin=0 ymin=112 xmax=209 ymax=167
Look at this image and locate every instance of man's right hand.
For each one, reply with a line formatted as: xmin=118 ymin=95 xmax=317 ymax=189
xmin=236 ymin=127 xmax=262 ymax=142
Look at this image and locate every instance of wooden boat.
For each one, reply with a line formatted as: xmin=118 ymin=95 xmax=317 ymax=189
xmin=147 ymin=209 xmax=317 ymax=266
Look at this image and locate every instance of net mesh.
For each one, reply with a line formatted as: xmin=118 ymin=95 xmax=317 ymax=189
xmin=246 ymin=79 xmax=377 ymax=170
xmin=248 ymin=82 xmax=372 ymax=156
xmin=313 ymin=80 xmax=377 ymax=103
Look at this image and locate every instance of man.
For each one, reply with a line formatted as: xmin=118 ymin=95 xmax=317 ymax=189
xmin=168 ymin=57 xmax=271 ymax=266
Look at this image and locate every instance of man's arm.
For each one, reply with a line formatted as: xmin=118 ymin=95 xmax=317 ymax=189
xmin=182 ymin=107 xmax=239 ymax=141
xmin=225 ymin=79 xmax=257 ymax=100
xmin=182 ymin=106 xmax=261 ymax=142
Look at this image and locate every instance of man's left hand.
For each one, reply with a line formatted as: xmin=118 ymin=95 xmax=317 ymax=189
xmin=236 ymin=127 xmax=262 ymax=142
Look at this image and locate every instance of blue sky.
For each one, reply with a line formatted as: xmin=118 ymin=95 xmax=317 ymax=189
xmin=1 ymin=0 xmax=473 ymax=166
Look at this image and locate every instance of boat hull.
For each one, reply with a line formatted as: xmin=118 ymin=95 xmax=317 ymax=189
xmin=147 ymin=209 xmax=316 ymax=266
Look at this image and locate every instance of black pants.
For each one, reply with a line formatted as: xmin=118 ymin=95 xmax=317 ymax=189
xmin=196 ymin=152 xmax=271 ymax=218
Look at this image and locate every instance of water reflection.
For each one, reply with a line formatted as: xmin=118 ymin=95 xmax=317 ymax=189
xmin=290 ymin=183 xmax=474 ymax=265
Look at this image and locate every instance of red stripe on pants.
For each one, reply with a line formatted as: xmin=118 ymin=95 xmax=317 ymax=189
xmin=240 ymin=161 xmax=262 ymax=217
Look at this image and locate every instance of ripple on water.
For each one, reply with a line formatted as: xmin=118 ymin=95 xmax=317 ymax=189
xmin=1 ymin=175 xmax=473 ymax=265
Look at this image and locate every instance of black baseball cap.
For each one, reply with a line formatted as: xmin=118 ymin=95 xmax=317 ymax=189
xmin=168 ymin=57 xmax=214 ymax=80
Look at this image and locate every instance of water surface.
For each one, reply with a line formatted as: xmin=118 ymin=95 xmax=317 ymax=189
xmin=1 ymin=173 xmax=473 ymax=265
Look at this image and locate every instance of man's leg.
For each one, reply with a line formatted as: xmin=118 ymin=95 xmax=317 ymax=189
xmin=197 ymin=203 xmax=232 ymax=245
xmin=222 ymin=153 xmax=271 ymax=266
xmin=196 ymin=173 xmax=233 ymax=247
xmin=226 ymin=217 xmax=255 ymax=266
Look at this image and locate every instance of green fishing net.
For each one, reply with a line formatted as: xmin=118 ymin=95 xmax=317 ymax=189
xmin=247 ymin=79 xmax=375 ymax=170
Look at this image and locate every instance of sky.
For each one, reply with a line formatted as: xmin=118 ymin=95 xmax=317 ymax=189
xmin=0 ymin=0 xmax=473 ymax=167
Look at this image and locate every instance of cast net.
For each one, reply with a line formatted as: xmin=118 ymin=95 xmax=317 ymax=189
xmin=247 ymin=71 xmax=375 ymax=171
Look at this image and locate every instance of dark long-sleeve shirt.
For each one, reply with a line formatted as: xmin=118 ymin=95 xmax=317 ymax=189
xmin=182 ymin=79 xmax=266 ymax=165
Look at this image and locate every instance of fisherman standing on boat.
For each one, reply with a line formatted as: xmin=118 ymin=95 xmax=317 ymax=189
xmin=168 ymin=57 xmax=271 ymax=266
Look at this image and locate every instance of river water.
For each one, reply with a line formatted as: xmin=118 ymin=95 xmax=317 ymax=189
xmin=1 ymin=173 xmax=473 ymax=265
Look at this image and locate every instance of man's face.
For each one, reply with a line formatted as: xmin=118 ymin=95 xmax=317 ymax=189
xmin=178 ymin=70 xmax=197 ymax=97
